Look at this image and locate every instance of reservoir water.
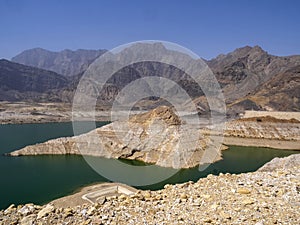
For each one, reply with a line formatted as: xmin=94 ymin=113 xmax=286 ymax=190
xmin=0 ymin=122 xmax=298 ymax=209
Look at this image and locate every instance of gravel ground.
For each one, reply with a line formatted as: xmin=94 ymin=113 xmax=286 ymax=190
xmin=1 ymin=157 xmax=299 ymax=225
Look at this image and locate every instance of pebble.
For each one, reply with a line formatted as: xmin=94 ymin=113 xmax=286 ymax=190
xmin=243 ymin=198 xmax=255 ymax=205
xmin=20 ymin=215 xmax=35 ymax=225
xmin=237 ymin=188 xmax=251 ymax=194
xmin=180 ymin=193 xmax=188 ymax=199
xmin=220 ymin=210 xmax=231 ymax=219
xmin=37 ymin=204 xmax=54 ymax=219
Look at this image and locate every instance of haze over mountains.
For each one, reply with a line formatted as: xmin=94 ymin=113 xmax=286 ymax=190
xmin=12 ymin=48 xmax=106 ymax=77
xmin=1 ymin=45 xmax=299 ymax=112
xmin=0 ymin=59 xmax=69 ymax=102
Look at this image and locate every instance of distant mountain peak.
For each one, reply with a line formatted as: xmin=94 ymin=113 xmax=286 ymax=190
xmin=22 ymin=47 xmax=50 ymax=53
xmin=12 ymin=48 xmax=106 ymax=76
xmin=232 ymin=45 xmax=267 ymax=58
xmin=233 ymin=45 xmax=253 ymax=52
xmin=5 ymin=45 xmax=300 ymax=112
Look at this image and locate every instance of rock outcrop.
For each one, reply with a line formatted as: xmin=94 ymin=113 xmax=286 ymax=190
xmin=258 ymin=153 xmax=300 ymax=172
xmin=249 ymin=65 xmax=300 ymax=111
xmin=9 ymin=106 xmax=300 ymax=166
xmin=224 ymin=117 xmax=300 ymax=141
xmin=220 ymin=116 xmax=300 ymax=150
xmin=9 ymin=106 xmax=219 ymax=169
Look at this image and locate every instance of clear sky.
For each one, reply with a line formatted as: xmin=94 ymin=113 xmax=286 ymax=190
xmin=1 ymin=0 xmax=300 ymax=60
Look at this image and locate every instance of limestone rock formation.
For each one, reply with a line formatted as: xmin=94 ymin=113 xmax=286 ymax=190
xmin=9 ymin=106 xmax=218 ymax=169
xmin=258 ymin=153 xmax=300 ymax=172
xmin=224 ymin=117 xmax=300 ymax=141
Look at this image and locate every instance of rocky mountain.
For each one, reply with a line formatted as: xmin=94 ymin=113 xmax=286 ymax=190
xmin=247 ymin=65 xmax=300 ymax=111
xmin=207 ymin=46 xmax=300 ymax=103
xmin=4 ymin=45 xmax=300 ymax=112
xmin=91 ymin=45 xmax=300 ymax=112
xmin=0 ymin=59 xmax=68 ymax=102
xmin=12 ymin=48 xmax=106 ymax=76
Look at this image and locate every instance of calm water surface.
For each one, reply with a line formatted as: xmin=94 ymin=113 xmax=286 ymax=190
xmin=0 ymin=122 xmax=298 ymax=209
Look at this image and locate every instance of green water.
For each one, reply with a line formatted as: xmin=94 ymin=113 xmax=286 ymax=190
xmin=0 ymin=122 xmax=298 ymax=209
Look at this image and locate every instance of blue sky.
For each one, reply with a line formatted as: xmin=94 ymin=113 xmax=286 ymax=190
xmin=0 ymin=0 xmax=300 ymax=59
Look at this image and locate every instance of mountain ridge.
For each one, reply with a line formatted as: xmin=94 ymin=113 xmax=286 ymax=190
xmin=12 ymin=48 xmax=106 ymax=76
xmin=0 ymin=59 xmax=68 ymax=102
xmin=3 ymin=45 xmax=300 ymax=112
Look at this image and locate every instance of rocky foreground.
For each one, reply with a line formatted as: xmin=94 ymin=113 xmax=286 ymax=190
xmin=1 ymin=154 xmax=299 ymax=225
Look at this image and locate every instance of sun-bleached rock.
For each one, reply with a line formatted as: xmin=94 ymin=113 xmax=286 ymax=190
xmin=10 ymin=106 xmax=220 ymax=169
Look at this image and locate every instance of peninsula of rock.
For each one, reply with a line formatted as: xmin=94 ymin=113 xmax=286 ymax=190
xmin=9 ymin=106 xmax=219 ymax=169
xmin=9 ymin=106 xmax=300 ymax=168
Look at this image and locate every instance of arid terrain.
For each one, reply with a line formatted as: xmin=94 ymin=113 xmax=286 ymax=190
xmin=1 ymin=45 xmax=300 ymax=113
xmin=1 ymin=44 xmax=300 ymax=224
xmin=2 ymin=1 xmax=300 ymax=224
xmin=0 ymin=101 xmax=113 ymax=124
xmin=1 ymin=154 xmax=299 ymax=225
xmin=9 ymin=107 xmax=300 ymax=170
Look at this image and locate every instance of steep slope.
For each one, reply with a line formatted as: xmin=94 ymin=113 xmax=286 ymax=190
xmin=250 ymin=65 xmax=300 ymax=111
xmin=69 ymin=45 xmax=300 ymax=112
xmin=8 ymin=45 xmax=300 ymax=112
xmin=207 ymin=46 xmax=300 ymax=103
xmin=64 ymin=61 xmax=205 ymax=106
xmin=12 ymin=48 xmax=106 ymax=76
xmin=229 ymin=65 xmax=300 ymax=112
xmin=0 ymin=59 xmax=68 ymax=101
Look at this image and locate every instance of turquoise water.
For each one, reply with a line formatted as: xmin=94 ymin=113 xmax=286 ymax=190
xmin=0 ymin=122 xmax=298 ymax=209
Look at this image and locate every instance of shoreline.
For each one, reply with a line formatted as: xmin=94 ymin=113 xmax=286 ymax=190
xmin=2 ymin=154 xmax=298 ymax=224
xmin=48 ymin=182 xmax=138 ymax=208
xmin=3 ymin=105 xmax=300 ymax=167
xmin=223 ymin=136 xmax=300 ymax=150
xmin=45 ymin=151 xmax=300 ymax=210
xmin=0 ymin=119 xmax=110 ymax=125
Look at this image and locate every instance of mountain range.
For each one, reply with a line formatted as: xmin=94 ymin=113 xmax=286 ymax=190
xmin=0 ymin=59 xmax=68 ymax=102
xmin=12 ymin=48 xmax=106 ymax=76
xmin=1 ymin=45 xmax=299 ymax=113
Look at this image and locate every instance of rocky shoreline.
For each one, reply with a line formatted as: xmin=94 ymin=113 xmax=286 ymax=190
xmin=1 ymin=154 xmax=299 ymax=225
xmin=9 ymin=106 xmax=224 ymax=169
xmin=0 ymin=102 xmax=113 ymax=124
xmin=222 ymin=116 xmax=300 ymax=150
xmin=223 ymin=137 xmax=300 ymax=150
xmin=8 ymin=107 xmax=300 ymax=169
